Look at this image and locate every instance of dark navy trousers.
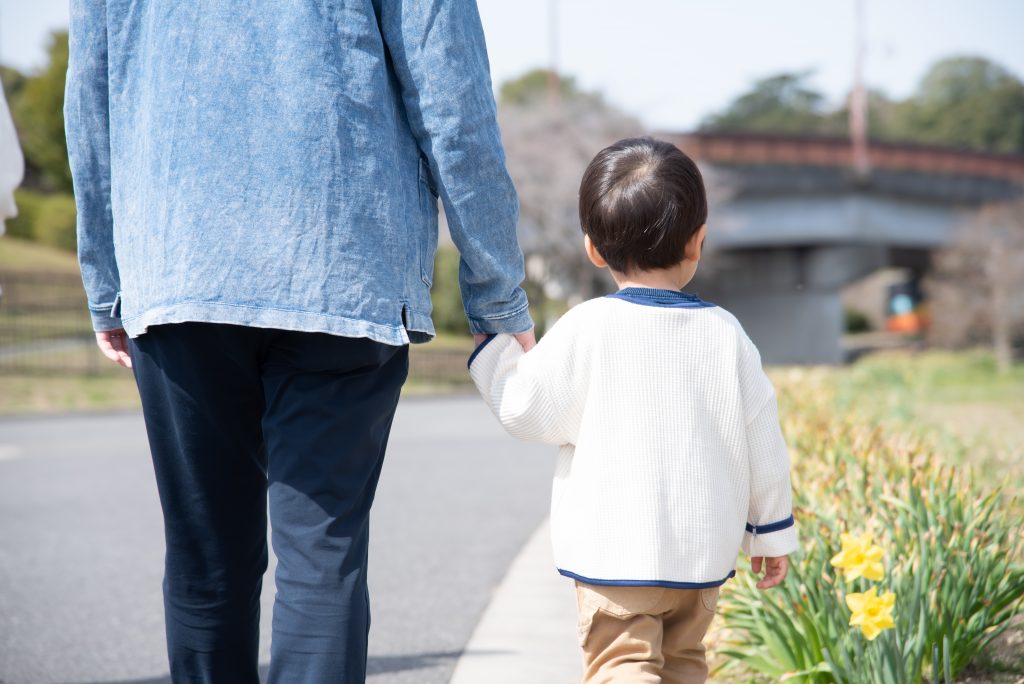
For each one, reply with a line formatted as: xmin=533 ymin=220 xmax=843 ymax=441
xmin=130 ymin=323 xmax=408 ymax=683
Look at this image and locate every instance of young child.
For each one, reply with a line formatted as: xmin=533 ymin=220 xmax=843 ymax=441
xmin=468 ymin=137 xmax=798 ymax=683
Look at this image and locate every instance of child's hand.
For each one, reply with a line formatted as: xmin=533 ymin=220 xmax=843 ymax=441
xmin=473 ymin=329 xmax=536 ymax=351
xmin=751 ymin=555 xmax=788 ymax=589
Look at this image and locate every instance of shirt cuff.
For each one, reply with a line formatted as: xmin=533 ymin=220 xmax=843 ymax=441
xmin=741 ymin=516 xmax=798 ymax=558
xmin=466 ymin=305 xmax=533 ymax=336
xmin=89 ymin=306 xmax=123 ymax=332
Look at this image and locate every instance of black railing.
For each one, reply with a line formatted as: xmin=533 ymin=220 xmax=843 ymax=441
xmin=0 ymin=270 xmax=473 ymax=387
xmin=0 ymin=271 xmax=107 ymax=375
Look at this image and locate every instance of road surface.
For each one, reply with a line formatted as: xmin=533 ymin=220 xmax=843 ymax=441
xmin=0 ymin=396 xmax=555 ymax=684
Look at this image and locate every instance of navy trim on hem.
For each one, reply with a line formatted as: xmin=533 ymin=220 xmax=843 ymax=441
xmin=558 ymin=568 xmax=736 ymax=590
xmin=745 ymin=515 xmax=795 ymax=535
xmin=606 ymin=287 xmax=715 ymax=309
xmin=467 ymin=334 xmax=497 ymax=368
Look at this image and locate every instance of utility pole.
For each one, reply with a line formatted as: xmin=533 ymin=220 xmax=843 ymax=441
xmin=849 ymin=0 xmax=871 ymax=178
xmin=547 ymin=0 xmax=560 ymax=107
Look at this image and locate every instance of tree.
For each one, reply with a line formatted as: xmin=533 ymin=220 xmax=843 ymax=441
xmin=699 ymin=57 xmax=1024 ymax=155
xmin=824 ymin=89 xmax=902 ymax=140
xmin=926 ymin=199 xmax=1024 ymax=372
xmin=891 ymin=57 xmax=1024 ymax=154
xmin=499 ymin=69 xmax=603 ymax=109
xmin=700 ymin=72 xmax=830 ymax=135
xmin=9 ymin=31 xmax=72 ymax=193
xmin=498 ymin=70 xmax=640 ymax=301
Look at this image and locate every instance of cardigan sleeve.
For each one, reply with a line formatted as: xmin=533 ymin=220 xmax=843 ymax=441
xmin=741 ymin=393 xmax=798 ymax=558
xmin=738 ymin=332 xmax=798 ymax=558
xmin=468 ymin=319 xmax=580 ymax=446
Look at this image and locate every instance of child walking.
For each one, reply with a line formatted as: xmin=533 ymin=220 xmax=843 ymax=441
xmin=468 ymin=137 xmax=798 ymax=684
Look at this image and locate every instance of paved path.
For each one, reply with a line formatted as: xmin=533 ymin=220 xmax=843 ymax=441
xmin=0 ymin=396 xmax=576 ymax=684
xmin=450 ymin=523 xmax=581 ymax=684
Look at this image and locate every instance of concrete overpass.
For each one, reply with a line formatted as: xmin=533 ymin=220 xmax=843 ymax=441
xmin=664 ymin=132 xmax=1024 ymax=364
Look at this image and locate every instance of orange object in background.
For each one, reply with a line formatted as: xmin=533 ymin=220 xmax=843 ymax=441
xmin=886 ymin=302 xmax=931 ymax=334
xmin=886 ymin=311 xmax=922 ymax=333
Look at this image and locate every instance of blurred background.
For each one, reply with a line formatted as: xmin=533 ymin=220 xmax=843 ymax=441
xmin=0 ymin=3 xmax=1022 ymax=683
xmin=1 ymin=0 xmax=1022 ymax=412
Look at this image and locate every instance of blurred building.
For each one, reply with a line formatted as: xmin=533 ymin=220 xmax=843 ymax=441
xmin=672 ymin=132 xmax=1024 ymax=364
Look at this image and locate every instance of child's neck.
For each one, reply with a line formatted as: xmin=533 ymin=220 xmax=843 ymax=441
xmin=611 ymin=262 xmax=695 ymax=292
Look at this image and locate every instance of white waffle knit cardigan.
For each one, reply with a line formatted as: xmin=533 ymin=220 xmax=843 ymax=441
xmin=468 ymin=287 xmax=798 ymax=588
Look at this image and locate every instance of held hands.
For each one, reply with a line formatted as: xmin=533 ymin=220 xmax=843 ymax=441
xmin=751 ymin=555 xmax=789 ymax=589
xmin=95 ymin=328 xmax=133 ymax=369
xmin=473 ymin=328 xmax=536 ymax=352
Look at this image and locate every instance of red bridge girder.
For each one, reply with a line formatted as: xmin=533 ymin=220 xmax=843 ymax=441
xmin=665 ymin=131 xmax=1024 ymax=184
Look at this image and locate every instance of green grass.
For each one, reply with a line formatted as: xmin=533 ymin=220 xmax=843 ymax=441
xmin=828 ymin=350 xmax=1024 ymax=489
xmin=0 ymin=235 xmax=80 ymax=273
xmin=0 ymin=372 xmax=140 ymax=415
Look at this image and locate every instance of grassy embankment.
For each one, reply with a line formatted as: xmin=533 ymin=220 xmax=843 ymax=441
xmin=709 ymin=355 xmax=1023 ymax=684
xmin=0 ymin=236 xmax=142 ymax=414
xmin=0 ymin=236 xmax=475 ymax=415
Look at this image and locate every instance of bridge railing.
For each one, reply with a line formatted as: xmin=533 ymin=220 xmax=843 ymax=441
xmin=670 ymin=132 xmax=1024 ymax=183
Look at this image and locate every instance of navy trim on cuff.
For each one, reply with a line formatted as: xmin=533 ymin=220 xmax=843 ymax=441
xmin=558 ymin=568 xmax=736 ymax=590
xmin=467 ymin=334 xmax=497 ymax=369
xmin=745 ymin=515 xmax=795 ymax=535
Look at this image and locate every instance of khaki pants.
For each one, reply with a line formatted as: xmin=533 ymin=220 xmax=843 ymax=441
xmin=575 ymin=581 xmax=719 ymax=684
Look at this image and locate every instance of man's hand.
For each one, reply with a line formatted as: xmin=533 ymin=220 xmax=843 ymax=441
xmin=96 ymin=328 xmax=132 ymax=368
xmin=751 ymin=555 xmax=788 ymax=589
xmin=473 ymin=328 xmax=536 ymax=352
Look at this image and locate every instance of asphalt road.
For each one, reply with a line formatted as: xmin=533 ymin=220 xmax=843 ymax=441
xmin=0 ymin=395 xmax=555 ymax=684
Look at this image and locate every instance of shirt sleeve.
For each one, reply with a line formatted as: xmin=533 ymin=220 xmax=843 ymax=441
xmin=65 ymin=0 xmax=122 ymax=332
xmin=374 ymin=0 xmax=532 ymax=335
xmin=741 ymin=394 xmax=798 ymax=558
xmin=467 ymin=317 xmax=581 ymax=446
xmin=738 ymin=335 xmax=798 ymax=558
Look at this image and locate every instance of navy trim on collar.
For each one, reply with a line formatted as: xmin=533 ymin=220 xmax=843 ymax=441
xmin=559 ymin=568 xmax=735 ymax=589
xmin=745 ymin=515 xmax=795 ymax=535
xmin=606 ymin=287 xmax=715 ymax=309
xmin=467 ymin=334 xmax=497 ymax=368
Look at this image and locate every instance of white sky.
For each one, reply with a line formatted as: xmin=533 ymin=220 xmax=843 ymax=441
xmin=2 ymin=0 xmax=1023 ymax=130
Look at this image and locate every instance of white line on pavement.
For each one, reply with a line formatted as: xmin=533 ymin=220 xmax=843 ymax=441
xmin=0 ymin=444 xmax=23 ymax=462
xmin=449 ymin=519 xmax=582 ymax=684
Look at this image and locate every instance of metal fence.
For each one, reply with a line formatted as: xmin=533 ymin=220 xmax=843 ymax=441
xmin=0 ymin=271 xmax=107 ymax=375
xmin=0 ymin=270 xmax=473 ymax=386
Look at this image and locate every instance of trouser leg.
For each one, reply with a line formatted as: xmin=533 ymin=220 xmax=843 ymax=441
xmin=576 ymin=582 xmax=666 ymax=684
xmin=661 ymin=588 xmax=717 ymax=684
xmin=130 ymin=323 xmax=269 ymax=684
xmin=260 ymin=332 xmax=408 ymax=684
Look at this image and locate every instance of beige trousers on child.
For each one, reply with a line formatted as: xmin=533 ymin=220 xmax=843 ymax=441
xmin=575 ymin=581 xmax=719 ymax=684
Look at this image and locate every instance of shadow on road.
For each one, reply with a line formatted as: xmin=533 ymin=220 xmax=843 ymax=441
xmin=68 ymin=649 xmax=509 ymax=683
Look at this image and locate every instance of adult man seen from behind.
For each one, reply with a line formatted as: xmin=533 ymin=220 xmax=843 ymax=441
xmin=65 ymin=1 xmax=534 ymax=681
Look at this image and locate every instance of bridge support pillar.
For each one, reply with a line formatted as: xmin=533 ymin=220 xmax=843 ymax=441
xmin=695 ymin=245 xmax=886 ymax=365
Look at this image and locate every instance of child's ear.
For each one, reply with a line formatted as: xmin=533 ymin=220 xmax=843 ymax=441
xmin=584 ymin=234 xmax=608 ymax=268
xmin=685 ymin=224 xmax=707 ymax=262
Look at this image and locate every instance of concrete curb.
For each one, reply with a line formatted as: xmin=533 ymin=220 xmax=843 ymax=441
xmin=449 ymin=519 xmax=582 ymax=684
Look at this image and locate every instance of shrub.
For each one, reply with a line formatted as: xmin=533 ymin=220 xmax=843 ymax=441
xmin=431 ymin=246 xmax=468 ymax=335
xmin=34 ymin=193 xmax=77 ymax=252
xmin=4 ymin=188 xmax=45 ymax=241
xmin=844 ymin=308 xmax=872 ymax=333
xmin=2 ymin=190 xmax=76 ymax=253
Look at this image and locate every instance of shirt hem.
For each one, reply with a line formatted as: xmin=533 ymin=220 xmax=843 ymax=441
xmin=122 ymin=301 xmax=428 ymax=346
xmin=558 ymin=568 xmax=736 ymax=589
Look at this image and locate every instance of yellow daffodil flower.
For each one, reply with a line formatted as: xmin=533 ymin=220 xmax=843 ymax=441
xmin=830 ymin=532 xmax=884 ymax=581
xmin=846 ymin=587 xmax=896 ymax=641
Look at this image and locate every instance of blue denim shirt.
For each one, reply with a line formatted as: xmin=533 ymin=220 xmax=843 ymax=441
xmin=65 ymin=0 xmax=532 ymax=344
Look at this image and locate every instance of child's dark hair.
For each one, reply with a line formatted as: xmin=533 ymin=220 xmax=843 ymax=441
xmin=578 ymin=137 xmax=707 ymax=273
